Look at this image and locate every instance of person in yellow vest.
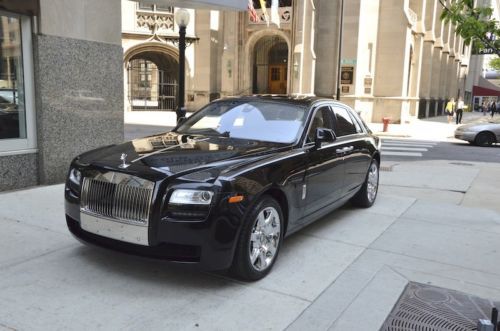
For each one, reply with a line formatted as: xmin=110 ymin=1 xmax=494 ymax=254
xmin=445 ymin=98 xmax=455 ymax=124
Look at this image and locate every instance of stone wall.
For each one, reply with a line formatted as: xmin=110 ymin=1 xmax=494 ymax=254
xmin=34 ymin=34 xmax=124 ymax=184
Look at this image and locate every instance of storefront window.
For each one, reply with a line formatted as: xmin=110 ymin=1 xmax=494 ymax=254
xmin=0 ymin=14 xmax=25 ymax=140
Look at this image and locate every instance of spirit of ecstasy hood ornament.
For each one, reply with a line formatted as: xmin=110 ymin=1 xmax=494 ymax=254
xmin=119 ymin=153 xmax=130 ymax=169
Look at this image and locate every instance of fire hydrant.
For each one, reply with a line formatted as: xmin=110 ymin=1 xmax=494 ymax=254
xmin=382 ymin=117 xmax=391 ymax=132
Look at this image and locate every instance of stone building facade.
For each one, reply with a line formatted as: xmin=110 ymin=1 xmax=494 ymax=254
xmin=122 ymin=0 xmax=471 ymax=124
xmin=0 ymin=0 xmax=123 ymax=191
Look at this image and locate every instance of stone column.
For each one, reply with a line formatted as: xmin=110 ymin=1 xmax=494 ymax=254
xmin=373 ymin=0 xmax=411 ymax=123
xmin=221 ymin=12 xmax=238 ymax=97
xmin=314 ymin=0 xmax=340 ymax=97
xmin=35 ymin=0 xmax=123 ymax=184
xmin=419 ymin=39 xmax=434 ymax=117
xmin=193 ymin=10 xmax=213 ymax=109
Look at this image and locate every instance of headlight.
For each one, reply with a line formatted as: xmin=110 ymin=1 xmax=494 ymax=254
xmin=169 ymin=189 xmax=214 ymax=205
xmin=69 ymin=168 xmax=82 ymax=186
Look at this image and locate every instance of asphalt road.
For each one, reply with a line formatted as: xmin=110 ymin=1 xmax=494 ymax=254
xmin=381 ymin=138 xmax=500 ymax=163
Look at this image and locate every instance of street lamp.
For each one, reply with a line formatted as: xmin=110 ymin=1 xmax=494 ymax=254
xmin=175 ymin=8 xmax=190 ymax=122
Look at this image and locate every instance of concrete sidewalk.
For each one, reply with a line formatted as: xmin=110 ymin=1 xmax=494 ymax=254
xmin=368 ymin=111 xmax=491 ymax=141
xmin=1 ymin=158 xmax=500 ymax=330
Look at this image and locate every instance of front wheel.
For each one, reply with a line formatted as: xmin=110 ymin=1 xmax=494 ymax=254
xmin=351 ymin=159 xmax=379 ymax=208
xmin=231 ymin=196 xmax=283 ymax=281
xmin=475 ymin=132 xmax=495 ymax=147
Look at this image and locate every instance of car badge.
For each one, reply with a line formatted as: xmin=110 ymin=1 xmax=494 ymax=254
xmin=119 ymin=153 xmax=130 ymax=169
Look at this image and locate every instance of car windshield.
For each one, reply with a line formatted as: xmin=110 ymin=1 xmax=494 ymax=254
xmin=176 ymin=100 xmax=308 ymax=144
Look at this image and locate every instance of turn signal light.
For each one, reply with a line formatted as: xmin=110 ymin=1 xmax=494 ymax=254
xmin=228 ymin=195 xmax=244 ymax=203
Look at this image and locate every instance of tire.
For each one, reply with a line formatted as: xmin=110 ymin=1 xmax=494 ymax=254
xmin=351 ymin=159 xmax=379 ymax=208
xmin=231 ymin=196 xmax=284 ymax=281
xmin=474 ymin=132 xmax=495 ymax=147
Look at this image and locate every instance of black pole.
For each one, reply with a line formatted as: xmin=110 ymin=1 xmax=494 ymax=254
xmin=177 ymin=25 xmax=187 ymax=122
xmin=336 ymin=0 xmax=344 ymax=101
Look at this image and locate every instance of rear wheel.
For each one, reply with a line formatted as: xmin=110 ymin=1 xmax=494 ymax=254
xmin=475 ymin=132 xmax=496 ymax=147
xmin=351 ymin=159 xmax=379 ymax=208
xmin=231 ymin=196 xmax=283 ymax=281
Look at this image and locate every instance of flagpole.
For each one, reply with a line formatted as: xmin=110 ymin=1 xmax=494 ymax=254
xmin=336 ymin=0 xmax=344 ymax=101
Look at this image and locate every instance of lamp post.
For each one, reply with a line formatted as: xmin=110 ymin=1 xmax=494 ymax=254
xmin=175 ymin=8 xmax=190 ymax=122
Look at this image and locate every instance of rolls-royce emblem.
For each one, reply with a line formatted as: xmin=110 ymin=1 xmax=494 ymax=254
xmin=119 ymin=153 xmax=130 ymax=169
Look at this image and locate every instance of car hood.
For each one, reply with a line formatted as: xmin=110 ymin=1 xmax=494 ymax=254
xmin=76 ymin=131 xmax=290 ymax=180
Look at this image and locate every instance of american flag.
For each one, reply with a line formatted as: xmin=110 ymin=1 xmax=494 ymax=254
xmin=248 ymin=0 xmax=258 ymax=22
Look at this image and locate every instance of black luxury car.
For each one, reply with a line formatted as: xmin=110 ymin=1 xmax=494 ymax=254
xmin=65 ymin=96 xmax=381 ymax=280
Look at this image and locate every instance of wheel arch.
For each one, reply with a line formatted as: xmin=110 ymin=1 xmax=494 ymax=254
xmin=478 ymin=130 xmax=498 ymax=142
xmin=373 ymin=151 xmax=381 ymax=165
xmin=258 ymin=187 xmax=290 ymax=236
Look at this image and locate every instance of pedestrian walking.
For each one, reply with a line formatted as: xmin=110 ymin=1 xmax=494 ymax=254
xmin=445 ymin=98 xmax=455 ymax=124
xmin=490 ymin=101 xmax=496 ymax=118
xmin=481 ymin=101 xmax=486 ymax=115
xmin=456 ymin=97 xmax=464 ymax=124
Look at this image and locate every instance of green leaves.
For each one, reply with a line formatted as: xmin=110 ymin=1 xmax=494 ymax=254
xmin=439 ymin=0 xmax=500 ymax=56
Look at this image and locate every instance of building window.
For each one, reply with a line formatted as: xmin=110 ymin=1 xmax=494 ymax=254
xmin=0 ymin=15 xmax=24 ymax=140
xmin=138 ymin=3 xmax=173 ymax=13
xmin=0 ymin=12 xmax=36 ymax=153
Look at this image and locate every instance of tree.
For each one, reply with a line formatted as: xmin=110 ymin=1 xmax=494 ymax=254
xmin=489 ymin=57 xmax=500 ymax=69
xmin=439 ymin=0 xmax=500 ymax=57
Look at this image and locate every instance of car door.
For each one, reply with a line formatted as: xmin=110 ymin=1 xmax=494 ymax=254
xmin=302 ymin=105 xmax=347 ymax=219
xmin=331 ymin=105 xmax=372 ymax=196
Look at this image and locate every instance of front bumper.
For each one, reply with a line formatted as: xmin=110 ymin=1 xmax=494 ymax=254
xmin=65 ymin=186 xmax=244 ymax=271
xmin=454 ymin=131 xmax=476 ymax=142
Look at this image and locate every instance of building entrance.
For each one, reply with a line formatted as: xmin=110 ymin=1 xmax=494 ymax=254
xmin=127 ymin=51 xmax=178 ymax=111
xmin=253 ymin=36 xmax=288 ymax=94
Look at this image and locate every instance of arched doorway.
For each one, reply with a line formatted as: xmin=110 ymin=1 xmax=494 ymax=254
xmin=253 ymin=36 xmax=289 ymax=94
xmin=126 ymin=51 xmax=178 ymax=111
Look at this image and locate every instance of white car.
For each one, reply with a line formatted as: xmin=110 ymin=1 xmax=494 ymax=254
xmin=455 ymin=121 xmax=500 ymax=146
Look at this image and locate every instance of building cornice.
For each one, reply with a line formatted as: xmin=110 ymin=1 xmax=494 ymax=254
xmin=434 ymin=37 xmax=444 ymax=49
xmin=424 ymin=31 xmax=435 ymax=42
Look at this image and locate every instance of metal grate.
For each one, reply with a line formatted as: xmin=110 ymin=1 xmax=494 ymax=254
xmin=81 ymin=177 xmax=153 ymax=226
xmin=381 ymin=282 xmax=500 ymax=331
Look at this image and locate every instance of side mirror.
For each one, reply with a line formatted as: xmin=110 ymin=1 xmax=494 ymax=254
xmin=315 ymin=128 xmax=336 ymax=149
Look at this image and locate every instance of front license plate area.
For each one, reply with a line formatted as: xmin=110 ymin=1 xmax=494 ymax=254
xmin=80 ymin=213 xmax=149 ymax=246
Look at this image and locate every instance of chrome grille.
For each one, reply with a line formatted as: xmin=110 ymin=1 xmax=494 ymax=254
xmin=80 ymin=176 xmax=153 ymax=226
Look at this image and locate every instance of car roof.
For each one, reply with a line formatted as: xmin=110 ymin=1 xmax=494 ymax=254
xmin=216 ymin=95 xmax=346 ymax=108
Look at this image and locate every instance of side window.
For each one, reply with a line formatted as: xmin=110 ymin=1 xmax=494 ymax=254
xmin=348 ymin=111 xmax=363 ymax=133
xmin=306 ymin=106 xmax=334 ymax=143
xmin=333 ymin=107 xmax=358 ymax=137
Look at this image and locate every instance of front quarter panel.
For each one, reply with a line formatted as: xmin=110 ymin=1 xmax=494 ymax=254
xmin=219 ymin=148 xmax=309 ymax=234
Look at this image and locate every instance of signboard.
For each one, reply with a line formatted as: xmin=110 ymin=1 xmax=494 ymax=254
xmin=475 ymin=48 xmax=496 ymax=55
xmin=341 ymin=59 xmax=357 ymax=65
xmin=341 ymin=66 xmax=354 ymax=85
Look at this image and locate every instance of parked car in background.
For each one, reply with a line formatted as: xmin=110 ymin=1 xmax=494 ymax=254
xmin=65 ymin=95 xmax=381 ymax=280
xmin=455 ymin=121 xmax=500 ymax=146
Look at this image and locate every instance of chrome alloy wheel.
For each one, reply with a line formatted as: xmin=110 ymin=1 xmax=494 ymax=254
xmin=367 ymin=162 xmax=379 ymax=203
xmin=249 ymin=207 xmax=281 ymax=272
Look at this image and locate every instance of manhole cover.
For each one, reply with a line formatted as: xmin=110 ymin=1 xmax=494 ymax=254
xmin=380 ymin=282 xmax=500 ymax=331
